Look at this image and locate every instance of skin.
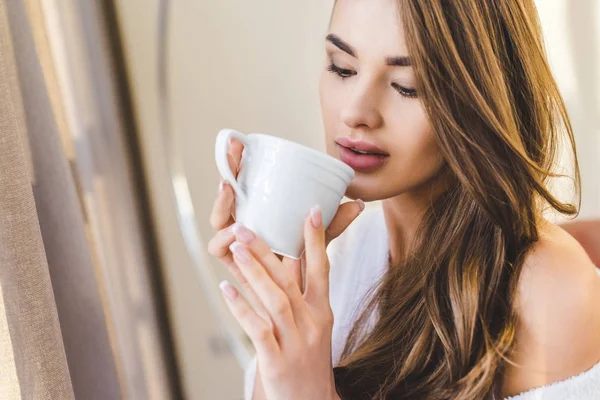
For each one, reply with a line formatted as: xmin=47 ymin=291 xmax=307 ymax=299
xmin=320 ymin=0 xmax=449 ymax=264
xmin=321 ymin=0 xmax=600 ymax=397
xmin=208 ymin=141 xmax=361 ymax=400
xmin=501 ymin=221 xmax=600 ymax=396
xmin=209 ymin=0 xmax=600 ymax=398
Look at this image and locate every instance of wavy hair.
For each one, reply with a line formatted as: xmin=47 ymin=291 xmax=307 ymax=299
xmin=331 ymin=1 xmax=581 ymax=398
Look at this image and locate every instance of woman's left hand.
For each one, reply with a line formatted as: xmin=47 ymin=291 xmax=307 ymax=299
xmin=219 ymin=205 xmax=341 ymax=400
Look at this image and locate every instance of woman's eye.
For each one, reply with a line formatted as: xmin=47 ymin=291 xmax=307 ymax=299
xmin=327 ymin=62 xmax=418 ymax=99
xmin=327 ymin=63 xmax=355 ymax=79
xmin=391 ymin=82 xmax=418 ymax=98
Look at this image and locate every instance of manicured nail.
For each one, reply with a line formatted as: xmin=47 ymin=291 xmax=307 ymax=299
xmin=230 ymin=241 xmax=251 ymax=263
xmin=356 ymin=199 xmax=365 ymax=212
xmin=232 ymin=223 xmax=255 ymax=244
xmin=310 ymin=205 xmax=322 ymax=229
xmin=227 ymin=222 xmax=240 ymax=233
xmin=219 ymin=280 xmax=237 ymax=300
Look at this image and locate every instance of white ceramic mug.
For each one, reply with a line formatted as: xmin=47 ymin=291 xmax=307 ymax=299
xmin=215 ymin=128 xmax=355 ymax=259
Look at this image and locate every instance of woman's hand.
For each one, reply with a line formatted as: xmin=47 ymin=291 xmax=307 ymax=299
xmin=207 ymin=137 xmax=363 ymax=305
xmin=207 ymin=138 xmax=363 ymax=399
xmin=219 ymin=206 xmax=347 ymax=400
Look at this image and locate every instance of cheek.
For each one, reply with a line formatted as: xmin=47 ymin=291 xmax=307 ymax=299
xmin=412 ymin=132 xmax=443 ymax=171
xmin=400 ymin=131 xmax=444 ymax=184
xmin=387 ymin=105 xmax=443 ymax=180
xmin=387 ymin=102 xmax=431 ymax=152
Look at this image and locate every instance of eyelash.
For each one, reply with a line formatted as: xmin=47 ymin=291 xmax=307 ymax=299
xmin=326 ymin=62 xmax=418 ymax=99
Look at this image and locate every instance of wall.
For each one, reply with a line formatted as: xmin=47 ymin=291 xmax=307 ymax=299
xmin=114 ymin=0 xmax=599 ymax=399
xmin=536 ymin=0 xmax=600 ymax=221
xmin=114 ymin=1 xmax=335 ymax=399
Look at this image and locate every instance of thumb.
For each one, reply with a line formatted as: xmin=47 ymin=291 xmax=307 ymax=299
xmin=325 ymin=199 xmax=365 ymax=244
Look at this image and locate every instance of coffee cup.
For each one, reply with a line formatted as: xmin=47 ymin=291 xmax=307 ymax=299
xmin=215 ymin=128 xmax=355 ymax=259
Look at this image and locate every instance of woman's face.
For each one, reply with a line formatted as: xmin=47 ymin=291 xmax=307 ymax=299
xmin=319 ymin=0 xmax=445 ymax=202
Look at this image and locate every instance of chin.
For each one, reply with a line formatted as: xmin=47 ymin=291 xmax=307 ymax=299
xmin=344 ymin=179 xmax=386 ymax=202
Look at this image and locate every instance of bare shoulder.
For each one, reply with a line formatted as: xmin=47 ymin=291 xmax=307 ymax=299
xmin=500 ymin=221 xmax=600 ymax=397
xmin=517 ymin=221 xmax=599 ymax=302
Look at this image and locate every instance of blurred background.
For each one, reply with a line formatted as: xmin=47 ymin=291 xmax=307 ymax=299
xmin=0 ymin=0 xmax=597 ymax=399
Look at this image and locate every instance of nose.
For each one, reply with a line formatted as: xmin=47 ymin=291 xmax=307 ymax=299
xmin=340 ymin=83 xmax=384 ymax=130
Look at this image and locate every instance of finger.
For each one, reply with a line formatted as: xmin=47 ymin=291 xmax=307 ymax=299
xmin=325 ymin=199 xmax=365 ymax=244
xmin=231 ymin=223 xmax=310 ymax=327
xmin=207 ymin=228 xmax=236 ymax=259
xmin=226 ymin=141 xmax=243 ymax=220
xmin=229 ymin=241 xmax=299 ymax=341
xmin=225 ymin=155 xmax=239 ymax=222
xmin=219 ymin=280 xmax=280 ymax=358
xmin=207 ymin=227 xmax=271 ymax=322
xmin=283 ymin=256 xmax=303 ymax=293
xmin=228 ymin=138 xmax=244 ymax=175
xmin=209 ymin=181 xmax=235 ymax=230
xmin=303 ymin=205 xmax=331 ymax=307
xmin=227 ymin=153 xmax=238 ymax=177
xmin=227 ymin=262 xmax=271 ymax=325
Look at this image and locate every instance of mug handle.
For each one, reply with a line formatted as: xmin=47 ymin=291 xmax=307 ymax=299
xmin=215 ymin=128 xmax=249 ymax=203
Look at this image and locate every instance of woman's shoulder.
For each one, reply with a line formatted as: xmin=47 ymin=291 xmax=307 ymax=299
xmin=517 ymin=220 xmax=599 ymax=304
xmin=500 ymin=220 xmax=600 ymax=397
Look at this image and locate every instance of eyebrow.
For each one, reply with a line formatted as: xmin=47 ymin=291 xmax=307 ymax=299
xmin=325 ymin=34 xmax=412 ymax=67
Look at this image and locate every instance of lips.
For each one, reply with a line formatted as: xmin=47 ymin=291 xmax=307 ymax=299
xmin=335 ymin=137 xmax=389 ymax=156
xmin=335 ymin=137 xmax=389 ymax=172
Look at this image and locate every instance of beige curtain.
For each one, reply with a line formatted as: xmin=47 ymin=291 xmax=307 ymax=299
xmin=0 ymin=0 xmax=177 ymax=399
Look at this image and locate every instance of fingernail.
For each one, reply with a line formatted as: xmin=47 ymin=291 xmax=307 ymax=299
xmin=310 ymin=205 xmax=322 ymax=229
xmin=230 ymin=241 xmax=251 ymax=263
xmin=219 ymin=280 xmax=237 ymax=300
xmin=356 ymin=199 xmax=365 ymax=212
xmin=227 ymin=222 xmax=240 ymax=233
xmin=232 ymin=223 xmax=255 ymax=244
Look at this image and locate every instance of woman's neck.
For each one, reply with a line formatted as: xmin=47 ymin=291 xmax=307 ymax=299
xmin=382 ymin=170 xmax=454 ymax=266
xmin=382 ymin=195 xmax=427 ymax=266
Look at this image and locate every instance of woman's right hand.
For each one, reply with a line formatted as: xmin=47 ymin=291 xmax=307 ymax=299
xmin=207 ymin=138 xmax=365 ymax=299
xmin=207 ymin=138 xmax=363 ymax=400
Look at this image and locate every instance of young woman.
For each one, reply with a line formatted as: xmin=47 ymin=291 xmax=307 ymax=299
xmin=209 ymin=0 xmax=600 ymax=398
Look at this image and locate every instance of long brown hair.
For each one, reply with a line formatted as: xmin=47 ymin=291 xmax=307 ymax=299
xmin=331 ymin=1 xmax=581 ymax=398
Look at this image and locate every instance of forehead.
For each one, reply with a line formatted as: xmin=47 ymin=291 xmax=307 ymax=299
xmin=329 ymin=0 xmax=409 ymax=58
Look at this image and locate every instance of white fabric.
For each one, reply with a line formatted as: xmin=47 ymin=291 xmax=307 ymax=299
xmin=327 ymin=204 xmax=390 ymax=366
xmin=243 ymin=203 xmax=600 ymax=399
xmin=503 ymin=359 xmax=600 ymax=400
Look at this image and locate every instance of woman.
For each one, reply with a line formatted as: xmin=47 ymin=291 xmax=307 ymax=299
xmin=209 ymin=0 xmax=600 ymax=399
